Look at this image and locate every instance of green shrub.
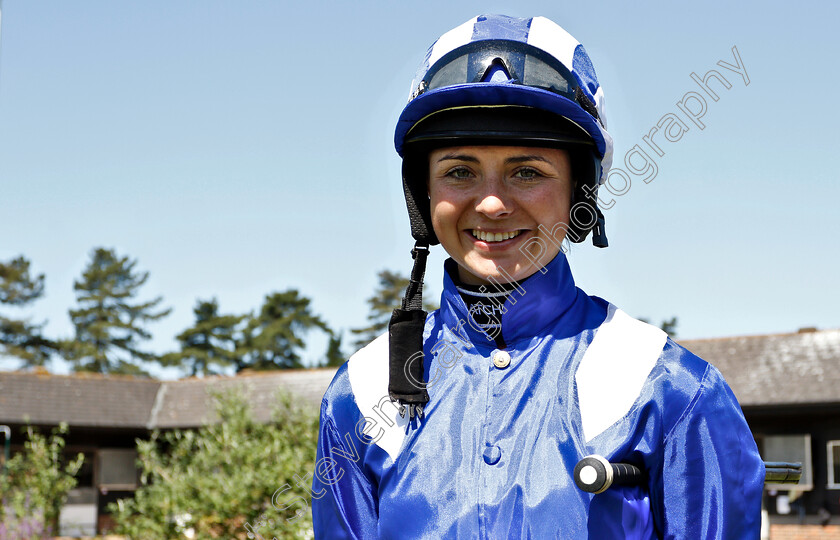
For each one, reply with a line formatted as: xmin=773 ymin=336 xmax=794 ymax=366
xmin=0 ymin=423 xmax=84 ymax=539
xmin=109 ymin=388 xmax=318 ymax=539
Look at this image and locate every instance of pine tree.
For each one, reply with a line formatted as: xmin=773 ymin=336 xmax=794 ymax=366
xmin=639 ymin=316 xmax=679 ymax=338
xmin=0 ymin=256 xmax=45 ymax=305
xmin=324 ymin=332 xmax=345 ymax=367
xmin=161 ymin=298 xmax=245 ymax=377
xmin=0 ymin=256 xmax=56 ymax=367
xmin=660 ymin=317 xmax=678 ymax=338
xmin=237 ymin=289 xmax=330 ymax=370
xmin=64 ymin=248 xmax=170 ymax=375
xmin=350 ymin=269 xmax=437 ymax=350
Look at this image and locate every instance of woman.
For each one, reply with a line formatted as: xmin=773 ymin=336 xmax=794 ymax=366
xmin=313 ymin=14 xmax=764 ymax=539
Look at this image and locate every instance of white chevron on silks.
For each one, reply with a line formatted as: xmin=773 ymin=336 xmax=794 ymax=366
xmin=348 ymin=333 xmax=409 ymax=461
xmin=576 ymin=305 xmax=667 ymax=443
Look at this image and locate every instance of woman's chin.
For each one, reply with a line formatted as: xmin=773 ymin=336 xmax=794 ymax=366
xmin=458 ymin=257 xmax=537 ymax=285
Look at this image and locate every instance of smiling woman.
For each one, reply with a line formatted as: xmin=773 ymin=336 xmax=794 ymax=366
xmin=428 ymin=145 xmax=573 ymax=285
xmin=312 ymin=14 xmax=764 ymax=540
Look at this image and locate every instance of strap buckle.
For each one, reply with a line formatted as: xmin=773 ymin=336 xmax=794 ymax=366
xmin=411 ymin=243 xmax=430 ymax=259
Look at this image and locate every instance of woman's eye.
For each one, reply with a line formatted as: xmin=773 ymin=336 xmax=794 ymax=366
xmin=447 ymin=167 xmax=473 ymax=179
xmin=513 ymin=168 xmax=541 ymax=180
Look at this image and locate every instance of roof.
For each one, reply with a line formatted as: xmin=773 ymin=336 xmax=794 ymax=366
xmin=0 ymin=368 xmax=337 ymax=429
xmin=679 ymin=328 xmax=840 ymax=408
xmin=0 ymin=371 xmax=160 ymax=428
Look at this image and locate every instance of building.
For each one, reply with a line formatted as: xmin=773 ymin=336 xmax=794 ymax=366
xmin=680 ymin=328 xmax=840 ymax=521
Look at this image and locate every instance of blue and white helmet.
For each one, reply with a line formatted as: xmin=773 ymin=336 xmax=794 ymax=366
xmin=395 ymin=14 xmax=613 ymax=248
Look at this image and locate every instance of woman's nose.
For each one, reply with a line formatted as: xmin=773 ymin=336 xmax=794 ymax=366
xmin=474 ymin=179 xmax=513 ymax=219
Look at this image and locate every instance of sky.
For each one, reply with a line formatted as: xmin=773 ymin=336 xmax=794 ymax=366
xmin=1 ymin=1 xmax=838 ymax=377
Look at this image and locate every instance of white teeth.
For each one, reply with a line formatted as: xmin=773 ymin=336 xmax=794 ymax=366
xmin=472 ymin=230 xmax=521 ymax=242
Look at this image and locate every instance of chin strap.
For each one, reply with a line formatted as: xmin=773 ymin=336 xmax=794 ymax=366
xmin=591 ymin=207 xmax=608 ymax=248
xmin=388 ymin=242 xmax=430 ymax=420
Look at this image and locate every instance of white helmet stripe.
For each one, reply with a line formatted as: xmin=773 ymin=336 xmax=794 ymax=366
xmin=427 ymin=16 xmax=478 ymax=70
xmin=526 ymin=16 xmax=580 ymax=75
xmin=599 ymin=128 xmax=614 ymax=184
xmin=593 ymin=86 xmax=607 ymax=130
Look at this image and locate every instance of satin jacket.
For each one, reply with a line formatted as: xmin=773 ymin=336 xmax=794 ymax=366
xmin=312 ymin=253 xmax=764 ymax=539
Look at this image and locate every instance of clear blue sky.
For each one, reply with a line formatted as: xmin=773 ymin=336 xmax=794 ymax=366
xmin=1 ymin=1 xmax=838 ymax=376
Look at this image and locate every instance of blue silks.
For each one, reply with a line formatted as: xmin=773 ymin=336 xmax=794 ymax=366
xmin=313 ymin=253 xmax=763 ymax=539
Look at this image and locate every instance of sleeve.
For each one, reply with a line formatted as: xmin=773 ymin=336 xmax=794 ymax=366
xmin=651 ymin=364 xmax=765 ymax=539
xmin=311 ymin=402 xmax=379 ymax=540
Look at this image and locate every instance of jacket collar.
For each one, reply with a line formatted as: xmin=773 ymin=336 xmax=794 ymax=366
xmin=438 ymin=252 xmax=587 ymax=350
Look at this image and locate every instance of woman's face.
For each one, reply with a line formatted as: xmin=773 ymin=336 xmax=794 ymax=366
xmin=428 ymin=145 xmax=573 ymax=285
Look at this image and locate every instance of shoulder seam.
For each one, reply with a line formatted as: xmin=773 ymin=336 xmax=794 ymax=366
xmin=663 ymin=362 xmax=712 ymax=444
xmin=321 ymin=409 xmax=375 ymax=491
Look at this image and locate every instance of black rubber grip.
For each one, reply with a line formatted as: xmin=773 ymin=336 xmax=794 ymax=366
xmin=574 ymin=455 xmax=644 ymax=494
xmin=574 ymin=457 xmax=804 ymax=493
xmin=764 ymin=462 xmax=802 ymax=484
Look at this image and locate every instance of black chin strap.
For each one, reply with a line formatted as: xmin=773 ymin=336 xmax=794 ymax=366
xmin=591 ymin=207 xmax=608 ymax=248
xmin=388 ymin=242 xmax=430 ymax=419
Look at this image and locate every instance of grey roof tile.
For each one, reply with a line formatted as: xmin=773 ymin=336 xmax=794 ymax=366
xmin=0 ymin=371 xmax=160 ymax=427
xmin=0 ymin=368 xmax=338 ymax=428
xmin=679 ymin=329 xmax=840 ymax=407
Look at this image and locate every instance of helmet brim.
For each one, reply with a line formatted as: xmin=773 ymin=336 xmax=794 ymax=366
xmin=395 ymin=83 xmax=606 ymax=158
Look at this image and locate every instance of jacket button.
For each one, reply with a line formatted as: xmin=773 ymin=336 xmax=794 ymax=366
xmin=483 ymin=445 xmax=501 ymax=465
xmin=492 ymin=350 xmax=510 ymax=369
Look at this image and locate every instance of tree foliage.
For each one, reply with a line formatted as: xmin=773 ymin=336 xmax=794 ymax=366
xmin=0 ymin=256 xmax=56 ymax=367
xmin=160 ymin=291 xmax=336 ymax=375
xmin=639 ymin=316 xmax=679 ymax=338
xmin=323 ymin=333 xmax=345 ymax=367
xmin=0 ymin=423 xmax=84 ymax=537
xmin=0 ymin=256 xmax=45 ymax=305
xmin=162 ymin=298 xmax=245 ymax=376
xmin=63 ymin=247 xmax=170 ymax=375
xmin=350 ymin=269 xmax=437 ymax=350
xmin=660 ymin=317 xmax=678 ymax=338
xmin=237 ymin=290 xmax=330 ymax=371
xmin=0 ymin=250 xmax=375 ymax=375
xmin=109 ymin=389 xmax=318 ymax=539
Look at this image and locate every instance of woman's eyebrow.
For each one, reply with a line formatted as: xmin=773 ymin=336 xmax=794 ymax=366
xmin=435 ymin=154 xmax=553 ymax=164
xmin=505 ymin=155 xmax=552 ymax=165
xmin=435 ymin=154 xmax=480 ymax=163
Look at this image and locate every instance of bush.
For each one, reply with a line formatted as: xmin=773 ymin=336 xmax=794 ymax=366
xmin=109 ymin=388 xmax=319 ymax=539
xmin=0 ymin=423 xmax=84 ymax=539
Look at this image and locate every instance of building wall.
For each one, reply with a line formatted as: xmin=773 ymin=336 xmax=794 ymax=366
xmin=747 ymin=406 xmax=840 ymax=516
